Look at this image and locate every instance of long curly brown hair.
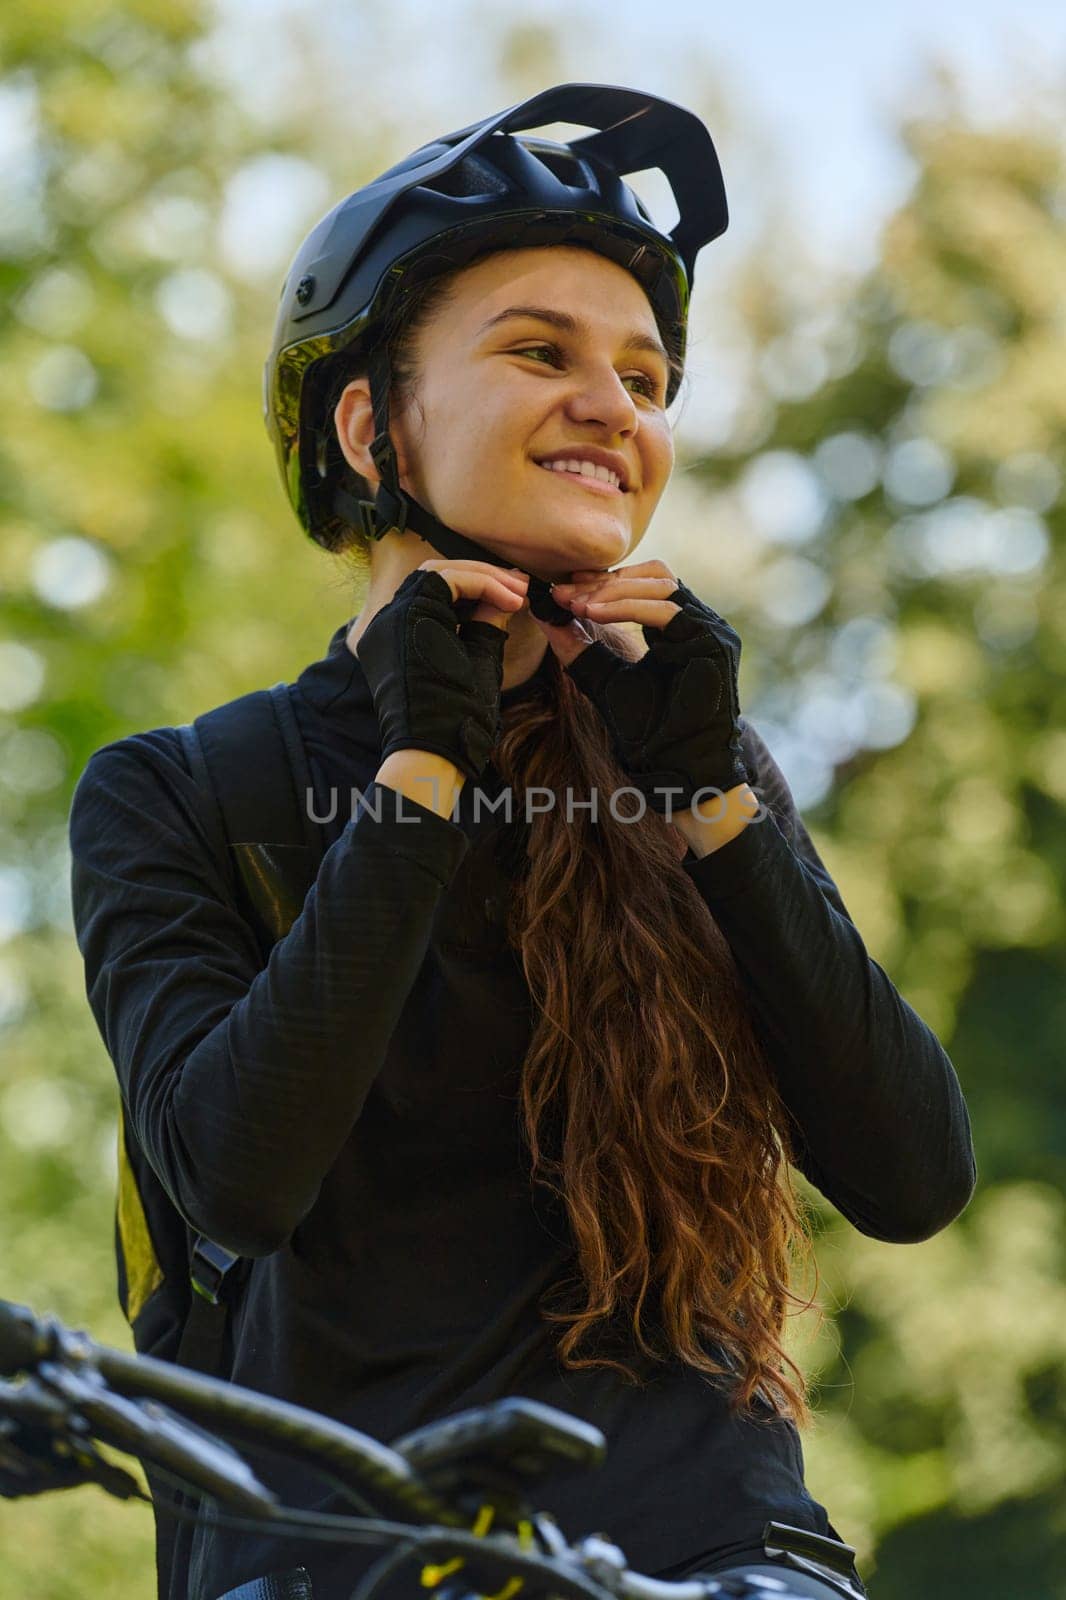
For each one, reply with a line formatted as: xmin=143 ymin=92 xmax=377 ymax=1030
xmin=320 ymin=252 xmax=823 ymax=1428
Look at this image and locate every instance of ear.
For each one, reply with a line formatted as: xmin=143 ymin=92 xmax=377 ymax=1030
xmin=333 ymin=377 xmax=379 ymax=483
xmin=334 ymin=377 xmax=415 ymax=487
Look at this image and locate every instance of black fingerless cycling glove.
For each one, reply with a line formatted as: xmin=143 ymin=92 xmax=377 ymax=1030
xmin=355 ymin=568 xmax=507 ymax=786
xmin=564 ymin=580 xmax=754 ymax=811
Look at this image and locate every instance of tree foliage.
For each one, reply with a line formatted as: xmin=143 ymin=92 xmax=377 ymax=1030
xmin=686 ymin=91 xmax=1065 ymax=1595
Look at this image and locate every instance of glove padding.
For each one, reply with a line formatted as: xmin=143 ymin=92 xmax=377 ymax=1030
xmin=563 ymin=579 xmax=754 ymax=813
xmin=356 ymin=568 xmax=508 ymax=787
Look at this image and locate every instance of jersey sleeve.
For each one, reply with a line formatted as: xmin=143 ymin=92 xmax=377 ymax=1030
xmin=68 ymin=729 xmax=469 ymax=1256
xmin=679 ymin=716 xmax=977 ymax=1243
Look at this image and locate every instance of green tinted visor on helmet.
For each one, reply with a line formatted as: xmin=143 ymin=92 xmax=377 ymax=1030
xmin=263 ymin=82 xmax=729 ymax=552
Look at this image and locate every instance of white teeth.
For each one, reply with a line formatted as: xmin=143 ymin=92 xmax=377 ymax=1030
xmin=539 ymin=458 xmax=622 ymax=489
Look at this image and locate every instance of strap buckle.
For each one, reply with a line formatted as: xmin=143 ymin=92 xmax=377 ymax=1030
xmin=190 ymin=1236 xmax=243 ymax=1306
xmin=373 ymin=481 xmax=408 ymax=536
xmin=356 ymin=498 xmax=381 ymax=540
xmin=762 ymin=1521 xmax=858 ymax=1580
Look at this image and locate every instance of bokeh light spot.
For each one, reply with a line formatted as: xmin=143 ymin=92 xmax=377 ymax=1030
xmin=28 ymin=345 xmax=98 ymax=411
xmin=30 ymin=536 xmax=112 ymax=610
xmin=0 ymin=643 xmax=47 ymax=712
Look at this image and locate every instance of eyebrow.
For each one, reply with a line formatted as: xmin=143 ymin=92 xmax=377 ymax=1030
xmin=475 ymin=305 xmax=670 ymax=368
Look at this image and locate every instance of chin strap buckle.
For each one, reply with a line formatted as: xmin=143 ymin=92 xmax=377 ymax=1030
xmin=355 ymin=499 xmax=381 ymax=540
xmin=376 ymin=483 xmax=407 ymax=535
xmin=355 ymin=485 xmax=408 ymax=540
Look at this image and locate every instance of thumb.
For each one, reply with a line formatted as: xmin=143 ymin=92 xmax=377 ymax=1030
xmin=530 ymin=612 xmax=594 ymax=669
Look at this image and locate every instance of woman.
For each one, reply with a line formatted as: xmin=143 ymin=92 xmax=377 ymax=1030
xmin=69 ymin=86 xmax=976 ymax=1600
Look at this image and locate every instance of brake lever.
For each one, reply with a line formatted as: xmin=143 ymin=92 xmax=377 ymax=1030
xmin=0 ymin=1376 xmax=144 ymax=1501
xmin=35 ymin=1361 xmax=280 ymax=1517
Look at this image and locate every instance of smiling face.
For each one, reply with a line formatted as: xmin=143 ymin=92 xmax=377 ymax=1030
xmin=335 ymin=244 xmax=678 ymax=580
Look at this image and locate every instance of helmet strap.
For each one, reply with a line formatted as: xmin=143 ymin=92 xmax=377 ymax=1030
xmin=361 ymin=345 xmax=405 ymax=536
xmin=346 ymin=346 xmax=573 ymax=625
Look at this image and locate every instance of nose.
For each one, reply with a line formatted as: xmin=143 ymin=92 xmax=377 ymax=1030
xmin=564 ymin=362 xmax=638 ymax=435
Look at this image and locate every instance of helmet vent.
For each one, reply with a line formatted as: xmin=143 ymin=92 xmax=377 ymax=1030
xmin=530 ymin=147 xmax=590 ymax=189
xmin=420 ymin=155 xmax=509 ymax=200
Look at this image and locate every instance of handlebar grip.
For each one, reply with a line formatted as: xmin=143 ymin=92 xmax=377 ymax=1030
xmin=0 ymin=1301 xmax=49 ymax=1378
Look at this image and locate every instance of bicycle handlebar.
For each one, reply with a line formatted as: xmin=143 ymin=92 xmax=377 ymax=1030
xmin=0 ymin=1298 xmax=467 ymax=1527
xmin=0 ymin=1298 xmax=852 ymax=1600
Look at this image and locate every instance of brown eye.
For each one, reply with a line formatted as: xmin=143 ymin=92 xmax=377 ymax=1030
xmin=515 ymin=344 xmax=661 ymax=400
xmin=624 ymin=372 xmax=660 ymax=400
xmin=514 ymin=343 xmax=563 ymax=366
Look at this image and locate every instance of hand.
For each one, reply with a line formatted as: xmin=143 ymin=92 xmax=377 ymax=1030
xmin=531 ymin=559 xmax=753 ymax=814
xmin=356 ymin=560 xmax=528 ymax=785
xmin=1 ymin=1417 xmax=142 ymax=1500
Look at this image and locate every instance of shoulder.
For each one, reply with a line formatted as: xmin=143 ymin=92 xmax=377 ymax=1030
xmin=69 ymin=724 xmax=211 ymax=867
xmin=71 ymin=725 xmax=192 ymax=812
xmin=75 ymin=725 xmax=191 ymax=782
xmin=70 ymin=682 xmax=273 ymax=823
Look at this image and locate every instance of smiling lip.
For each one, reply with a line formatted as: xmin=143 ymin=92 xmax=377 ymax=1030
xmin=536 ymin=464 xmax=624 ymax=497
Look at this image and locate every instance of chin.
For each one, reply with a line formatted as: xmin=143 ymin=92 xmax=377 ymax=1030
xmin=473 ymin=508 xmax=630 ymax=578
xmin=540 ymin=525 xmax=631 ymax=574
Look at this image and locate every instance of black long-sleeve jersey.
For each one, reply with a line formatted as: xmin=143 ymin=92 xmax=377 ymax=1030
xmin=68 ymin=618 xmax=976 ymax=1598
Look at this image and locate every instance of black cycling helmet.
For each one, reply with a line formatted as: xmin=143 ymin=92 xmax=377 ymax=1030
xmin=262 ymin=83 xmax=728 ymax=621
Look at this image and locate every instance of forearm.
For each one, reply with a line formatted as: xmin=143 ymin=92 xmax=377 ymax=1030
xmin=683 ymin=817 xmax=977 ymax=1241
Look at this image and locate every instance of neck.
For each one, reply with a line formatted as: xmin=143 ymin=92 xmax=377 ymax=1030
xmin=344 ymin=535 xmax=551 ymax=694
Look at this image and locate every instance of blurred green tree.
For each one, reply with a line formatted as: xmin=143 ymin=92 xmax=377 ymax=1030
xmin=685 ymin=85 xmax=1066 ymax=1596
xmin=0 ymin=0 xmax=388 ymax=1591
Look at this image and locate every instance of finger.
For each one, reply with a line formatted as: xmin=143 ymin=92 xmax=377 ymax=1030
xmin=575 ymin=598 xmax=683 ymax=623
xmin=556 ymin=577 xmax=679 ymax=601
xmin=451 ymin=575 xmax=530 ymax=609
xmin=423 ymin=562 xmax=529 ymax=600
xmin=468 ymin=576 xmax=529 ymax=607
xmin=422 ymin=559 xmax=527 ymax=583
xmin=568 ymin=563 xmax=676 ymax=582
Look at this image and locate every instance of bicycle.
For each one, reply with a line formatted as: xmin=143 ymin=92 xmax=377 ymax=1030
xmin=0 ymin=1297 xmax=865 ymax=1600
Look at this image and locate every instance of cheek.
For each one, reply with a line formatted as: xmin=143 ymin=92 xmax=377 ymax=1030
xmin=639 ymin=403 xmax=671 ymax=449
xmin=642 ymin=429 xmax=674 ymax=494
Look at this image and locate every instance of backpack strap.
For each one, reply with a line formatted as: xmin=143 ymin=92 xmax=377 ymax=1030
xmin=189 ymin=682 xmax=325 ymax=854
xmin=170 ymin=683 xmax=325 ymax=1378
